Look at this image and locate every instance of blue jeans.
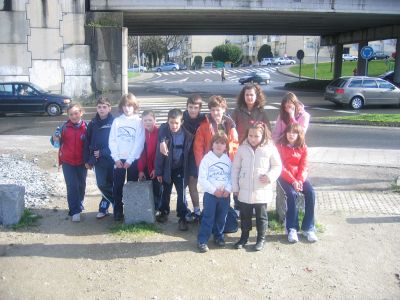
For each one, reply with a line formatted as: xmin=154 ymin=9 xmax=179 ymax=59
xmin=94 ymin=164 xmax=114 ymax=213
xmin=159 ymin=167 xmax=189 ymax=219
xmin=62 ymin=163 xmax=87 ymax=216
xmin=198 ymin=192 xmax=230 ymax=244
xmin=278 ymin=178 xmax=315 ymax=232
xmin=113 ymin=159 xmax=138 ymax=215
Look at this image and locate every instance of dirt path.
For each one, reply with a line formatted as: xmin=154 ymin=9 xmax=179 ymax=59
xmin=1 ymin=147 xmax=400 ymax=299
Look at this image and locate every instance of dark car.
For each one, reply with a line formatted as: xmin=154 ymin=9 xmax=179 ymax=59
xmin=379 ymin=71 xmax=400 ymax=87
xmin=179 ymin=64 xmax=188 ymax=70
xmin=0 ymin=82 xmax=71 ymax=116
xmin=239 ymin=72 xmax=271 ymax=85
xmin=371 ymin=51 xmax=390 ymax=60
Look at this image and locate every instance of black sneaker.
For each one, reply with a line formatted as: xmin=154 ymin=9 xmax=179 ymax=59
xmin=197 ymin=243 xmax=209 ymax=253
xmin=192 ymin=213 xmax=201 ymax=225
xmin=178 ymin=219 xmax=189 ymax=231
xmin=214 ymin=238 xmax=226 ymax=247
xmin=156 ymin=212 xmax=168 ymax=223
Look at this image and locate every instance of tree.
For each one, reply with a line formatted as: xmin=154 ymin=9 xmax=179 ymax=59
xmin=211 ymin=44 xmax=242 ymax=63
xmin=328 ymin=45 xmax=335 ymax=72
xmin=204 ymin=56 xmax=213 ymax=63
xmin=193 ymin=56 xmax=203 ymax=69
xmin=257 ymin=44 xmax=273 ymax=62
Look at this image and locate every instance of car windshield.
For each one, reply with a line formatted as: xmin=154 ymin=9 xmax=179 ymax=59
xmin=28 ymin=83 xmax=46 ymax=93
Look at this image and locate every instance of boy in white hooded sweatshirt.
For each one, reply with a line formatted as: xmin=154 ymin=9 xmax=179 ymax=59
xmin=109 ymin=93 xmax=145 ymax=221
xmin=197 ymin=133 xmax=232 ymax=253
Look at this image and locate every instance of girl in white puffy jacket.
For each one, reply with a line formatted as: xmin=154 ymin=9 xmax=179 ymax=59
xmin=232 ymin=122 xmax=282 ymax=251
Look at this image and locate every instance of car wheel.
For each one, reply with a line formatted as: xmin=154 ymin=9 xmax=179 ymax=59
xmin=172 ymin=67 xmax=177 ymax=71
xmin=350 ymin=96 xmax=364 ymax=110
xmin=277 ymin=62 xmax=281 ymax=65
xmin=46 ymin=103 xmax=62 ymax=116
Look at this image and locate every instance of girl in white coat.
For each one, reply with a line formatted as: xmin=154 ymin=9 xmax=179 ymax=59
xmin=232 ymin=122 xmax=282 ymax=251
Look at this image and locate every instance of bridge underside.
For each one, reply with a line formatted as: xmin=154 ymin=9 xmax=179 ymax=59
xmin=122 ymin=10 xmax=400 ymax=37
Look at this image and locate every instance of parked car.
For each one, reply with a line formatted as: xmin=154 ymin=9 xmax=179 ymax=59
xmin=153 ymin=62 xmax=180 ymax=72
xmin=0 ymin=82 xmax=71 ymax=116
xmin=239 ymin=72 xmax=271 ymax=85
xmin=342 ymin=54 xmax=358 ymax=61
xmin=179 ymin=64 xmax=188 ymax=70
xmin=128 ymin=64 xmax=147 ymax=72
xmin=324 ymin=76 xmax=400 ymax=109
xmin=272 ymin=57 xmax=295 ymax=65
xmin=378 ymin=71 xmax=400 ymax=87
xmin=370 ymin=51 xmax=390 ymax=60
xmin=260 ymin=58 xmax=273 ymax=66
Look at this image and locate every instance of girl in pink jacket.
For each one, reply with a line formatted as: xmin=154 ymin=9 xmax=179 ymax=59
xmin=272 ymin=92 xmax=310 ymax=143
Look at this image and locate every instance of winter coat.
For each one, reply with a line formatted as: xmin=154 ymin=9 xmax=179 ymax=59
xmin=193 ymin=114 xmax=239 ymax=167
xmin=84 ymin=113 xmax=114 ymax=167
xmin=232 ymin=140 xmax=282 ymax=204
xmin=108 ymin=114 xmax=145 ymax=164
xmin=58 ymin=120 xmax=87 ymax=166
xmin=276 ymin=143 xmax=308 ymax=184
xmin=198 ymin=151 xmax=232 ymax=195
xmin=138 ymin=126 xmax=159 ymax=175
xmin=272 ymin=110 xmax=310 ymax=143
xmin=155 ymin=125 xmax=194 ymax=186
xmin=231 ymin=106 xmax=271 ymax=142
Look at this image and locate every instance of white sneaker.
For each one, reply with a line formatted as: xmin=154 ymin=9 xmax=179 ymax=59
xmin=288 ymin=228 xmax=299 ymax=243
xmin=303 ymin=230 xmax=318 ymax=243
xmin=96 ymin=212 xmax=108 ymax=219
xmin=72 ymin=213 xmax=81 ymax=222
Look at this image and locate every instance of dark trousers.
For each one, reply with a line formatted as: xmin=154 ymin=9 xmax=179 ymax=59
xmin=113 ymin=159 xmax=138 ymax=214
xmin=198 ymin=192 xmax=230 ymax=244
xmin=239 ymin=202 xmax=268 ymax=236
xmin=94 ymin=163 xmax=114 ymax=213
xmin=278 ymin=178 xmax=315 ymax=232
xmin=62 ymin=163 xmax=87 ymax=216
xmin=159 ymin=167 xmax=188 ymax=219
xmin=143 ymin=168 xmax=162 ymax=211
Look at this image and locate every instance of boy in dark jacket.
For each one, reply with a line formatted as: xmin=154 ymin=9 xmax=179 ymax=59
xmin=155 ymin=109 xmax=194 ymax=231
xmin=84 ymin=98 xmax=115 ymax=219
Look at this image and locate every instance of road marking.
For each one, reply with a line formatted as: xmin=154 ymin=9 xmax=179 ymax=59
xmin=204 ymin=79 xmax=212 ymax=82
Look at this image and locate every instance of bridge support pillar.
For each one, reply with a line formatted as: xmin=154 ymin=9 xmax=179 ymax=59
xmin=333 ymin=44 xmax=343 ymax=79
xmin=394 ymin=39 xmax=400 ymax=85
xmin=356 ymin=41 xmax=368 ymax=76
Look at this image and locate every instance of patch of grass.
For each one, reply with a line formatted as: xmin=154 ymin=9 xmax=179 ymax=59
xmin=12 ymin=209 xmax=42 ymax=230
xmin=110 ymin=222 xmax=161 ymax=236
xmin=391 ymin=177 xmax=400 ymax=193
xmin=267 ymin=210 xmax=324 ymax=233
xmin=128 ymin=71 xmax=140 ymax=79
xmin=319 ymin=114 xmax=400 ymax=125
xmin=289 ymin=60 xmax=394 ymax=80
xmin=285 ymin=79 xmax=331 ymax=91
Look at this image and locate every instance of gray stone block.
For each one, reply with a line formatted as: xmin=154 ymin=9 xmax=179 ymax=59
xmin=26 ymin=0 xmax=62 ymax=28
xmin=60 ymin=13 xmax=86 ymax=45
xmin=0 ymin=184 xmax=25 ymax=226
xmin=0 ymin=12 xmax=29 ymax=44
xmin=123 ymin=181 xmax=155 ymax=225
xmin=0 ymin=44 xmax=31 ymax=76
xmin=62 ymin=45 xmax=91 ymax=75
xmin=276 ymin=182 xmax=305 ymax=222
xmin=28 ymin=28 xmax=63 ymax=60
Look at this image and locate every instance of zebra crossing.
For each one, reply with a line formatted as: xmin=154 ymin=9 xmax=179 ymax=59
xmin=144 ymin=66 xmax=279 ymax=83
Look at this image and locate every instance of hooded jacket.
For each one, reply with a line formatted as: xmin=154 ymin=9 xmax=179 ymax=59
xmin=193 ymin=114 xmax=239 ymax=167
xmin=84 ymin=113 xmax=114 ymax=167
xmin=276 ymin=143 xmax=308 ymax=184
xmin=58 ymin=120 xmax=87 ymax=166
xmin=232 ymin=140 xmax=282 ymax=204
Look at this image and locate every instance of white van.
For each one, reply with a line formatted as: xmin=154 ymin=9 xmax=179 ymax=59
xmin=260 ymin=58 xmax=273 ymax=66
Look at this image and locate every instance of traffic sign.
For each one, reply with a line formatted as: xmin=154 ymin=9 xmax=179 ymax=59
xmin=360 ymin=46 xmax=374 ymax=60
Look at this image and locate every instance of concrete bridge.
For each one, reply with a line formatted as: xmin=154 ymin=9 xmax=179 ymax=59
xmin=0 ymin=0 xmax=399 ymax=100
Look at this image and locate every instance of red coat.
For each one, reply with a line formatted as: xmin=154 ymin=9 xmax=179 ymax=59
xmin=193 ymin=115 xmax=239 ymax=167
xmin=138 ymin=126 xmax=159 ymax=174
xmin=59 ymin=120 xmax=87 ymax=166
xmin=276 ymin=143 xmax=308 ymax=184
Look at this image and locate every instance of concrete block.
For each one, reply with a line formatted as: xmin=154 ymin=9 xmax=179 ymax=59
xmin=0 ymin=184 xmax=25 ymax=226
xmin=0 ymin=75 xmax=30 ymax=82
xmin=94 ymin=61 xmax=122 ymax=91
xmin=123 ymin=181 xmax=155 ymax=225
xmin=276 ymin=182 xmax=305 ymax=222
xmin=26 ymin=0 xmax=62 ymax=28
xmin=0 ymin=12 xmax=29 ymax=43
xmin=85 ymin=27 xmax=122 ymax=61
xmin=29 ymin=60 xmax=63 ymax=93
xmin=0 ymin=44 xmax=31 ymax=76
xmin=63 ymin=76 xmax=92 ymax=99
xmin=28 ymin=28 xmax=63 ymax=60
xmin=60 ymin=13 xmax=86 ymax=45
xmin=60 ymin=0 xmax=86 ymax=13
xmin=0 ymin=0 xmax=28 ymax=11
xmin=62 ymin=45 xmax=91 ymax=75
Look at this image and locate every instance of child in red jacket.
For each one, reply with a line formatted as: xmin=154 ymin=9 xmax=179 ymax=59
xmin=51 ymin=103 xmax=87 ymax=222
xmin=276 ymin=123 xmax=318 ymax=243
xmin=138 ymin=110 xmax=161 ymax=213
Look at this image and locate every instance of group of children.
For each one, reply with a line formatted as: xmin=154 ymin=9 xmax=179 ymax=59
xmin=51 ymin=84 xmax=317 ymax=253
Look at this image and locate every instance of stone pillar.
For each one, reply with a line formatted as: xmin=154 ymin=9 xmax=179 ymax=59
xmin=121 ymin=27 xmax=128 ymax=95
xmin=393 ymin=38 xmax=400 ymax=85
xmin=357 ymin=41 xmax=368 ymax=76
xmin=333 ymin=44 xmax=343 ymax=79
xmin=0 ymin=185 xmax=25 ymax=226
xmin=123 ymin=181 xmax=156 ymax=224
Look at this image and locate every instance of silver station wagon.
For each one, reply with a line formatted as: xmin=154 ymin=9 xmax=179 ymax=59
xmin=325 ymin=76 xmax=400 ymax=109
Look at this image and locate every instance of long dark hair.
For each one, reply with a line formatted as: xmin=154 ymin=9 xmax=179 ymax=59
xmin=279 ymin=92 xmax=302 ymax=125
xmin=236 ymin=83 xmax=266 ymax=109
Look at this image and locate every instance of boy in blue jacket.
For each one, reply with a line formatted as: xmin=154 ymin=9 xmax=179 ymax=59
xmin=84 ymin=98 xmax=115 ymax=219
